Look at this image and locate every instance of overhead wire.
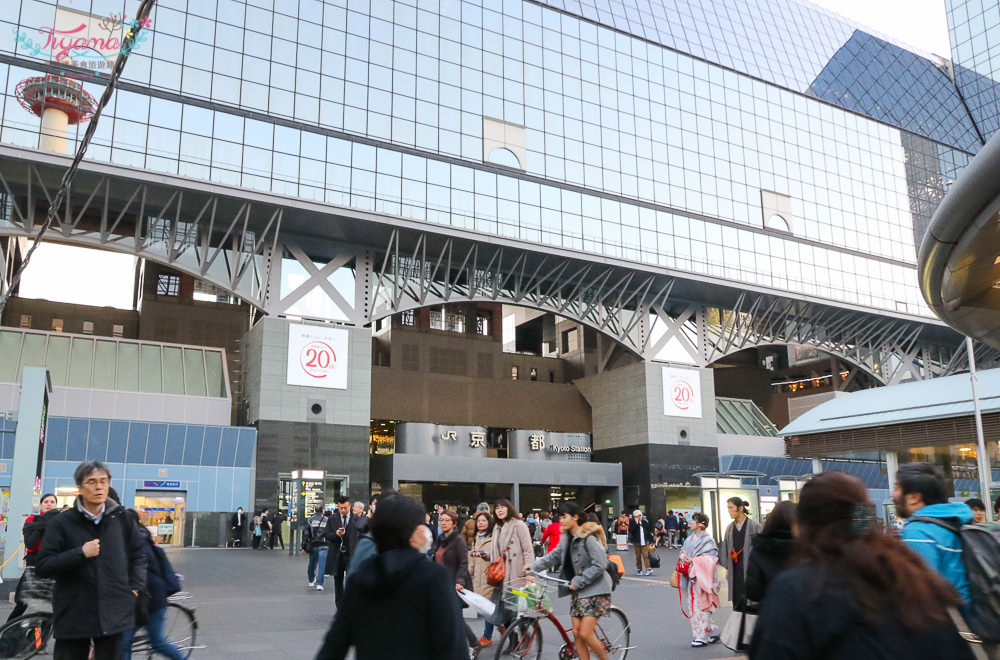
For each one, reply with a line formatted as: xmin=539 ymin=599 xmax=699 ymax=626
xmin=0 ymin=0 xmax=158 ymax=316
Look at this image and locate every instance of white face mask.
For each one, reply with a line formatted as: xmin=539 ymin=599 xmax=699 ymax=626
xmin=419 ymin=526 xmax=434 ymax=553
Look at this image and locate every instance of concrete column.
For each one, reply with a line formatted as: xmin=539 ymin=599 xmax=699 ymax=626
xmin=39 ymin=108 xmax=69 ymax=154
xmin=886 ymin=451 xmax=898 ymax=493
xmin=4 ymin=367 xmax=51 ymax=579
xmin=811 ymin=458 xmax=823 ymax=474
xmin=512 ymin=482 xmax=520 ymax=513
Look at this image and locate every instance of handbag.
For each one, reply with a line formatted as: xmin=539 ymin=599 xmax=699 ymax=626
xmin=721 ymin=611 xmax=757 ymax=651
xmin=486 ymin=537 xmax=514 ymax=587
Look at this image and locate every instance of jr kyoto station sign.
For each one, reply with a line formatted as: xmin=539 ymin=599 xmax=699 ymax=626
xmin=395 ymin=423 xmax=489 ymax=457
xmin=508 ymin=430 xmax=592 ymax=462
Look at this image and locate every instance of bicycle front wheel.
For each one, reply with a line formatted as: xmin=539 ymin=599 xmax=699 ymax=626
xmin=0 ymin=613 xmax=52 ymax=659
xmin=493 ymin=617 xmax=542 ymax=660
xmin=162 ymin=603 xmax=198 ymax=659
xmin=596 ymin=606 xmax=631 ymax=660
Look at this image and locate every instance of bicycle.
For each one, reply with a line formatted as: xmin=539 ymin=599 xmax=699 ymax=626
xmin=0 ymin=589 xmax=199 ymax=659
xmin=130 ymin=591 xmax=200 ymax=659
xmin=492 ymin=572 xmax=631 ymax=660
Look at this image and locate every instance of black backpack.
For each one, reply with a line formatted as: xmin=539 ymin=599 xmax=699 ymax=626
xmin=606 ymin=559 xmax=622 ymax=590
xmin=911 ymin=516 xmax=1000 ymax=642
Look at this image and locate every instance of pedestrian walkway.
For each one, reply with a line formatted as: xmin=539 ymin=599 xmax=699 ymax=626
xmin=0 ymin=545 xmax=741 ymax=659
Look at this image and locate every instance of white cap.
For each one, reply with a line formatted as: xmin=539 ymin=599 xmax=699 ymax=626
xmin=633 ymin=509 xmax=642 ymax=516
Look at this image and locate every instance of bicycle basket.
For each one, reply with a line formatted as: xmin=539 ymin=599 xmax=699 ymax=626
xmin=501 ymin=576 xmax=557 ymax=618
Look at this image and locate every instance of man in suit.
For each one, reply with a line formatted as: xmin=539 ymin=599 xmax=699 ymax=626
xmin=269 ymin=509 xmax=285 ymax=550
xmin=329 ymin=496 xmax=359 ymax=605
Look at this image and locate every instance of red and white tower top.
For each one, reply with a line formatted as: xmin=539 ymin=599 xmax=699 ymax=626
xmin=15 ymin=74 xmax=97 ymax=153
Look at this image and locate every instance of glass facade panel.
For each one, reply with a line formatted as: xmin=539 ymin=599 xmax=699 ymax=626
xmin=161 ymin=346 xmax=185 ymax=395
xmin=183 ymin=348 xmax=207 ymax=396
xmin=93 ymin=340 xmax=118 ymax=390
xmin=43 ymin=335 xmax=71 ymax=387
xmin=0 ymin=0 xmax=989 ymax=319
xmin=67 ymin=338 xmax=95 ymax=388
xmin=139 ymin=345 xmax=162 ymax=394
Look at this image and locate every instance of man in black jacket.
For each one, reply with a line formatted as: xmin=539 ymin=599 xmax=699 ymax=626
xmin=36 ymin=460 xmax=147 ymax=660
xmin=628 ymin=509 xmax=654 ymax=575
xmin=230 ymin=507 xmax=246 ymax=547
xmin=306 ymin=505 xmax=337 ymax=591
xmin=328 ymin=496 xmax=358 ymax=606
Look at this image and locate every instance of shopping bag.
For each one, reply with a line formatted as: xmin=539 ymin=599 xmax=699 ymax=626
xmin=458 ymin=588 xmax=496 ymax=618
xmin=720 ymin=611 xmax=756 ymax=651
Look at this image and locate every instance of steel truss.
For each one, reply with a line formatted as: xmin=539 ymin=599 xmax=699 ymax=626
xmin=0 ymin=155 xmax=991 ymax=383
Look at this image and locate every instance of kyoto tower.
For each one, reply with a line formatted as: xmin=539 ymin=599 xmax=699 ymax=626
xmin=15 ymin=74 xmax=97 ymax=154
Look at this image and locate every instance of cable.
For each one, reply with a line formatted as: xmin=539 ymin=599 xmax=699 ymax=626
xmin=0 ymin=0 xmax=157 ymax=317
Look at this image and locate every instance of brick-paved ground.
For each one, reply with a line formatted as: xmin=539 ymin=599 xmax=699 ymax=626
xmin=0 ymin=546 xmax=743 ymax=659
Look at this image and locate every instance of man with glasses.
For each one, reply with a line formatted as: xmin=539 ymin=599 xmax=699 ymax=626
xmin=36 ymin=460 xmax=147 ymax=660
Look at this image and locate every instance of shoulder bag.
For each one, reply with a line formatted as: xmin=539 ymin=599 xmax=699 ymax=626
xmin=486 ymin=532 xmax=513 ymax=587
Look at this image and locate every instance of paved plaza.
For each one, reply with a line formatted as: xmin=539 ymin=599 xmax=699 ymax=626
xmin=0 ymin=546 xmax=743 ymax=660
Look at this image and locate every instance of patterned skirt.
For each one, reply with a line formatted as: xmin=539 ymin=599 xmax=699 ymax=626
xmin=569 ymin=594 xmax=611 ymax=618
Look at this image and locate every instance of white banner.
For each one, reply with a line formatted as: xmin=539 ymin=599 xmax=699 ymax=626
xmin=287 ymin=324 xmax=349 ymax=389
xmin=662 ymin=367 xmax=702 ymax=418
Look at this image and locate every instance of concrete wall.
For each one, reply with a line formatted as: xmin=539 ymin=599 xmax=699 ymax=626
xmin=0 ymin=383 xmax=231 ymax=425
xmin=242 ymin=317 xmax=372 ymax=509
xmin=1 ymin=297 xmax=139 ymax=337
xmin=370 ymin=367 xmax=592 ymax=432
xmin=242 ymin=317 xmax=371 ymax=427
xmin=577 ymin=362 xmax=718 ymax=514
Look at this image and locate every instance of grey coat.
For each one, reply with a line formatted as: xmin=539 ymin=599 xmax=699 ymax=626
xmin=532 ymin=522 xmax=612 ymax=599
xmin=719 ymin=516 xmax=763 ymax=599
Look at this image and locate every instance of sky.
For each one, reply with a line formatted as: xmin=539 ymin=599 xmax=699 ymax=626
xmin=809 ymin=0 xmax=951 ymax=56
xmin=18 ymin=2 xmax=954 ymax=310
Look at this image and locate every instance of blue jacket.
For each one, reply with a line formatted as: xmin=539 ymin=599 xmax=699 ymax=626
xmin=902 ymin=502 xmax=973 ymax=603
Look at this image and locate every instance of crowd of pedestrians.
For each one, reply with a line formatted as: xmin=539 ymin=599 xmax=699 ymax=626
xmin=15 ymin=458 xmax=1000 ymax=660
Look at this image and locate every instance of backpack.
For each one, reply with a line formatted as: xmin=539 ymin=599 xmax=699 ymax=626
xmin=911 ymin=516 xmax=1000 ymax=642
xmin=606 ymin=554 xmax=625 ymax=591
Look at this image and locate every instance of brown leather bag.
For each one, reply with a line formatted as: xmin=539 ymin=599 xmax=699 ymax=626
xmin=486 ymin=538 xmax=512 ymax=587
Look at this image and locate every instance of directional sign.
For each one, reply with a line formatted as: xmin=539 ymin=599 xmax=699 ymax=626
xmin=143 ymin=481 xmax=181 ymax=488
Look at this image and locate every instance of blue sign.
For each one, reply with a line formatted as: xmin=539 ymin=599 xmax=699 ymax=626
xmin=143 ymin=481 xmax=181 ymax=488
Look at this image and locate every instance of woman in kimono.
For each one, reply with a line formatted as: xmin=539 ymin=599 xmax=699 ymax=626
xmin=720 ymin=497 xmax=762 ymax=612
xmin=679 ymin=512 xmax=721 ymax=647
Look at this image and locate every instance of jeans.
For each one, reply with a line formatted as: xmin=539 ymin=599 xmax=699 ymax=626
xmin=308 ymin=546 xmax=329 ymax=586
xmin=120 ymin=606 xmax=186 ymax=660
xmin=483 ymin=620 xmax=495 ymax=639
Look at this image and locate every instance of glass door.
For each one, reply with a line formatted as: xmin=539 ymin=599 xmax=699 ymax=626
xmin=134 ymin=490 xmax=186 ymax=546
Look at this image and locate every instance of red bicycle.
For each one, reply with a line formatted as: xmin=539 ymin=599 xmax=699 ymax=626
xmin=491 ymin=572 xmax=631 ymax=660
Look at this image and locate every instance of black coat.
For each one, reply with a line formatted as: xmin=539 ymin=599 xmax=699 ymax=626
xmin=314 ymin=548 xmax=468 ymax=660
xmin=627 ymin=518 xmax=653 ymax=546
xmin=328 ymin=511 xmax=362 ymax=556
xmin=432 ymin=530 xmax=471 ymax=590
xmin=745 ymin=529 xmax=794 ymax=608
xmin=23 ymin=509 xmax=59 ymax=566
xmin=35 ymin=501 xmax=147 ymax=640
xmin=749 ymin=566 xmax=976 ymax=660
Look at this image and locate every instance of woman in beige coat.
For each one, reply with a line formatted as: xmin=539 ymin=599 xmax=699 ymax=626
xmin=468 ymin=511 xmax=496 ymax=647
xmin=490 ymin=499 xmax=534 ymax=627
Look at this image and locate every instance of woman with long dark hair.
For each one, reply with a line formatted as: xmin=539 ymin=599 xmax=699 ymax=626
xmin=468 ymin=511 xmax=496 ymax=648
xmin=315 ymin=494 xmax=468 ymax=660
xmin=489 ymin=498 xmax=534 ymax=625
xmin=745 ymin=500 xmax=796 ymax=608
xmin=720 ymin=496 xmax=762 ymax=613
xmin=749 ymin=471 xmax=975 ymax=659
